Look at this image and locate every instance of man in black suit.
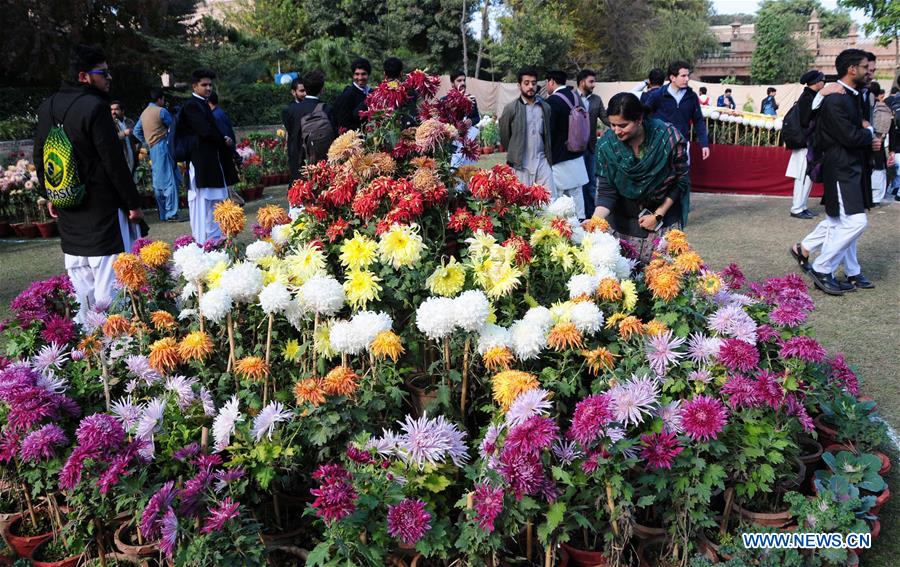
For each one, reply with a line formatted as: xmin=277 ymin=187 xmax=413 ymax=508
xmin=802 ymin=49 xmax=878 ymax=295
xmin=283 ymin=76 xmax=306 ymax=182
xmin=283 ymin=70 xmax=335 ymax=177
xmin=545 ymin=70 xmax=588 ymax=219
xmin=332 ymin=58 xmax=371 ymax=132
xmin=180 ymin=67 xmax=239 ymax=243
xmin=576 ymin=69 xmax=609 ymax=218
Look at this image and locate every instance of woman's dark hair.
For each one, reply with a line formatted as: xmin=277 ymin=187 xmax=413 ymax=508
xmin=606 ymin=92 xmax=647 ymax=121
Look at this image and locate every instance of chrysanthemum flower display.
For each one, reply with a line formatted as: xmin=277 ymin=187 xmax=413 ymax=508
xmin=213 ymin=199 xmax=246 ymax=237
xmin=139 ymin=241 xmax=172 ymax=269
xmin=148 ymin=337 xmax=180 ymax=374
xmin=113 ymin=253 xmax=148 ymax=291
xmin=235 ymin=356 xmax=269 ymax=382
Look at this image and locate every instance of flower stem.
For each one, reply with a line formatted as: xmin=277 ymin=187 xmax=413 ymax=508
xmin=606 ymin=482 xmax=619 ymax=537
xmin=461 ymin=337 xmax=470 ymax=415
xmin=196 ymin=280 xmax=205 ymax=334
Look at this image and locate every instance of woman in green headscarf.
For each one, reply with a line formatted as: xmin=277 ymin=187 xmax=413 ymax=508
xmin=593 ymin=92 xmax=689 ymax=262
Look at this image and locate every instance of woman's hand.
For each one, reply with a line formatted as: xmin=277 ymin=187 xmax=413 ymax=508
xmin=638 ymin=213 xmax=659 ymax=231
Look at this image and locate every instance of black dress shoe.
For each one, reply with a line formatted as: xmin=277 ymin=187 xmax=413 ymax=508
xmin=808 ymin=270 xmax=845 ymax=296
xmin=836 ymin=279 xmax=857 ymax=292
xmin=847 ymin=274 xmax=875 ymax=289
xmin=806 ymin=209 xmax=819 ymax=217
xmin=790 ymin=210 xmax=814 ymax=219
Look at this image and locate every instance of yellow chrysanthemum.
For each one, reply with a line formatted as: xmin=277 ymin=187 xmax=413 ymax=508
xmin=378 ymin=224 xmax=425 ymax=269
xmin=465 ymin=231 xmax=499 ymax=259
xmin=492 ymin=370 xmax=539 ymax=411
xmin=339 ymin=232 xmax=378 ymax=270
xmin=621 ymin=280 xmax=638 ymax=311
xmin=102 ymin=314 xmax=133 ymax=338
xmin=294 ymin=378 xmax=326 ymax=406
xmin=178 ymin=331 xmax=214 ymax=361
xmin=113 ymin=253 xmax=148 ymax=291
xmin=643 ymin=319 xmax=669 ymax=337
xmin=205 ymin=260 xmax=229 ymax=289
xmin=236 ymin=356 xmax=270 ymax=381
xmin=327 ymin=130 xmax=364 ymax=162
xmin=647 ymin=267 xmax=682 ymax=302
xmin=482 ymin=346 xmax=514 ymax=372
xmin=151 ymin=311 xmax=176 ymax=333
xmin=605 ymin=312 xmax=626 ymax=330
xmin=618 ymin=316 xmax=644 ymax=341
xmin=285 ymin=244 xmax=327 ymax=284
xmin=257 ymin=204 xmax=289 ymax=230
xmin=283 ymin=339 xmax=302 ymax=362
xmin=582 ymin=217 xmax=610 ymax=233
xmin=483 ymin=261 xmax=522 ymax=299
xmin=572 ymin=247 xmax=595 ymax=275
xmin=549 ymin=242 xmax=575 ymax=271
xmin=674 ymin=251 xmax=703 ymax=274
xmin=546 ymin=322 xmax=583 ymax=351
xmin=349 ymin=152 xmax=397 ymax=180
xmin=529 ymin=226 xmax=558 ymax=247
xmin=323 ymin=366 xmax=359 ymax=397
xmin=139 ymin=241 xmax=171 ymax=269
xmin=597 ymin=278 xmax=623 ymax=302
xmin=697 ymin=272 xmax=723 ymax=295
xmin=314 ymin=322 xmax=337 ymax=359
xmin=426 ymin=257 xmax=466 ymax=297
xmin=148 ymin=337 xmax=181 ymax=373
xmin=213 ymin=199 xmax=246 ymax=237
xmin=343 ymin=269 xmax=382 ymax=309
xmin=583 ymin=347 xmax=617 ymax=376
xmin=370 ymin=330 xmax=404 ymax=362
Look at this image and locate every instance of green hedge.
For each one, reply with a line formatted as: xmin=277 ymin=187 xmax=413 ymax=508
xmin=216 ymin=81 xmax=347 ymax=127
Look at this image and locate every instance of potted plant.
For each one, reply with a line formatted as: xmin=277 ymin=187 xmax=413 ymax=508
xmin=29 ymin=525 xmax=86 ymax=567
xmin=813 ymin=450 xmax=889 ymax=514
xmin=478 ymin=117 xmax=499 ymax=154
xmin=243 ymin=164 xmax=263 ymax=201
xmin=785 ymin=485 xmax=871 ymax=564
xmin=34 ymin=197 xmax=58 ymax=238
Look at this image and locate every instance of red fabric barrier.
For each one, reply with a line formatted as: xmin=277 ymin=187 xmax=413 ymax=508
xmin=689 ymin=144 xmax=824 ymax=198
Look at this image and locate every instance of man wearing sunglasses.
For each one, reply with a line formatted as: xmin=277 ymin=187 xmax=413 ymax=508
xmin=33 ymin=44 xmax=144 ymax=322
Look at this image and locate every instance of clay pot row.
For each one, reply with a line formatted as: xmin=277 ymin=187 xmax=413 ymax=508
xmin=0 ymin=220 xmax=58 ymax=239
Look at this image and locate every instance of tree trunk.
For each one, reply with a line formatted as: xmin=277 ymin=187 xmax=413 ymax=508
xmin=460 ymin=0 xmax=469 ymax=76
xmin=475 ymin=0 xmax=490 ymax=78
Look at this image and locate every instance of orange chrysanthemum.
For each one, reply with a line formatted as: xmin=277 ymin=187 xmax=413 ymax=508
xmin=582 ymin=217 xmax=610 ymax=233
xmin=570 ymin=294 xmax=594 ymax=304
xmin=453 ymin=165 xmax=479 ymax=183
xmin=78 ymin=336 xmax=101 ymax=356
xmin=236 ymin=356 xmax=270 ymax=381
xmin=139 ymin=241 xmax=171 ymax=269
xmin=102 ymin=314 xmax=133 ymax=337
xmin=665 ymin=230 xmax=691 ymax=255
xmin=547 ymin=322 xmax=584 ymax=351
xmin=409 ymin=156 xmax=436 ymax=170
xmin=492 ymin=370 xmax=539 ymax=411
xmin=674 ymin=251 xmax=703 ymax=274
xmin=349 ymin=152 xmax=397 ymax=180
xmin=113 ymin=253 xmax=148 ymax=291
xmin=370 ymin=330 xmax=404 ymax=362
xmin=482 ymin=346 xmax=514 ymax=372
xmin=328 ymin=130 xmax=365 ymax=163
xmin=597 ymin=278 xmax=623 ymax=302
xmin=643 ymin=319 xmax=669 ymax=337
xmin=411 ymin=168 xmax=441 ymax=192
xmin=583 ymin=347 xmax=617 ymax=375
xmin=647 ymin=267 xmax=682 ymax=302
xmin=151 ymin=310 xmax=177 ymax=332
xmin=322 ymin=366 xmax=359 ymax=397
xmin=178 ymin=331 xmax=214 ymax=361
xmin=213 ymin=199 xmax=245 ymax=237
xmin=148 ymin=337 xmax=181 ymax=373
xmin=294 ymin=377 xmax=327 ymax=406
xmin=257 ymin=204 xmax=290 ymax=230
xmin=618 ymin=316 xmax=645 ymax=341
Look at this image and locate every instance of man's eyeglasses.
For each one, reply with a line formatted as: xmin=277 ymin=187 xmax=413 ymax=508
xmin=88 ymin=69 xmax=111 ymax=78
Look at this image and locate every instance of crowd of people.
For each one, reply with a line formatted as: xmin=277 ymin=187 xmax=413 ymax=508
xmin=29 ymin=43 xmax=898 ymax=319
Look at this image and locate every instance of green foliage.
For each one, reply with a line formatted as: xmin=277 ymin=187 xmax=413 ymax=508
xmin=817 ymin=450 xmax=886 ymax=492
xmin=635 ymin=9 xmax=720 ymax=76
xmin=839 ymin=0 xmax=900 ymax=46
xmin=758 ymin=0 xmax=853 ymax=38
xmin=491 ymin=1 xmax=576 ymax=79
xmin=751 ymin=8 xmax=814 ymax=84
xmin=226 ymin=0 xmax=312 ymax=52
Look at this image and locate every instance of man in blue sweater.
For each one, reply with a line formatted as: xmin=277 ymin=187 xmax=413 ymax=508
xmin=646 ymin=60 xmax=710 ymax=161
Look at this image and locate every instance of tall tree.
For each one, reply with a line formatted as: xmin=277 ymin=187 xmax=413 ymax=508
xmin=475 ymin=0 xmax=493 ymax=78
xmin=757 ymin=0 xmax=853 ymax=38
xmin=634 ymin=9 xmax=719 ymax=77
xmin=226 ymin=0 xmax=311 ymax=52
xmin=751 ymin=8 xmax=813 ymax=83
xmin=838 ymin=0 xmax=899 ymax=71
xmin=491 ymin=1 xmax=575 ymax=78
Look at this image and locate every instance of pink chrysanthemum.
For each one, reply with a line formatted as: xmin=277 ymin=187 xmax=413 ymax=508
xmin=640 ymin=431 xmax=684 ymax=470
xmin=770 ymin=305 xmax=808 ymax=327
xmin=19 ymin=424 xmax=68 ymax=463
xmin=779 ymin=336 xmax=827 ymax=363
xmin=717 ymin=339 xmax=760 ymax=373
xmin=201 ymin=497 xmax=241 ymax=534
xmin=41 ymin=314 xmax=76 ymax=345
xmin=504 ymin=415 xmax=558 ymax=455
xmin=828 ymin=355 xmax=859 ymax=396
xmin=720 ymin=263 xmax=745 ymax=290
xmin=721 ymin=374 xmax=760 ymax=409
xmin=387 ymin=498 xmax=432 ymax=546
xmin=569 ymin=393 xmax=614 ymax=447
xmin=754 ymin=370 xmax=784 ymax=409
xmin=499 ymin=446 xmax=545 ymax=500
xmin=472 ymin=482 xmax=504 ymax=533
xmin=310 ymin=463 xmax=357 ymax=523
xmin=756 ymin=324 xmax=780 ymax=343
xmin=645 ymin=331 xmax=686 ymax=376
xmin=681 ymin=395 xmax=728 ymax=442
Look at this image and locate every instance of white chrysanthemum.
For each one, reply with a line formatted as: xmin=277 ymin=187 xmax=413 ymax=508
xmin=180 ymin=282 xmax=197 ymax=301
xmin=173 ymin=243 xmax=210 ymax=281
xmin=452 ymin=290 xmax=490 ymax=332
xmin=213 ymin=395 xmax=243 ymax=452
xmin=567 ymin=273 xmax=599 ymax=298
xmin=284 ymin=296 xmax=309 ymax=330
xmin=250 ymin=401 xmax=293 ymax=443
xmin=246 ymin=240 xmax=275 ymax=262
xmin=550 ymin=301 xmax=572 ymax=323
xmin=569 ymin=219 xmax=586 ymax=245
xmin=288 ymin=207 xmax=303 ymax=221
xmin=270 ymin=224 xmax=292 ymax=246
xmin=594 ymin=265 xmax=617 ymax=281
xmin=584 ymin=231 xmax=622 ymax=272
xmin=299 ymin=275 xmax=346 ymax=315
xmin=415 ymin=297 xmax=457 ymax=340
xmin=510 ymin=319 xmax=546 ymax=361
xmin=199 ymin=288 xmax=233 ymax=324
xmin=259 ymin=282 xmax=292 ymax=315
xmin=522 ymin=306 xmax=553 ymax=331
xmin=570 ymin=302 xmax=604 ymax=335
xmin=178 ymin=308 xmax=197 ymax=321
xmin=329 ymin=319 xmax=368 ymax=355
xmin=615 ymin=256 xmax=635 ymax=280
xmin=352 ymin=311 xmax=393 ymax=342
xmin=220 ymin=262 xmax=264 ymax=303
xmin=545 ymin=195 xmax=576 ymax=218
xmin=476 ymin=324 xmax=512 ymax=355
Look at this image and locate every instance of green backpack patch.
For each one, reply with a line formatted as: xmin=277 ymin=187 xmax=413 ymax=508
xmin=43 ymin=96 xmax=86 ymax=209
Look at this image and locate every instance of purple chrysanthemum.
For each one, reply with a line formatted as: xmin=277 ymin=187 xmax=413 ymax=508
xmin=41 ymin=315 xmax=76 ymax=346
xmin=754 ymin=370 xmax=784 ymax=409
xmin=173 ymin=442 xmax=201 ymax=462
xmin=165 ymin=375 xmax=198 ymax=410
xmin=75 ymin=413 xmax=126 ymax=457
xmin=688 ymin=369 xmax=713 ymax=383
xmin=504 ymin=415 xmax=558 ymax=455
xmin=479 ymin=423 xmax=503 ymax=458
xmin=779 ymin=336 xmax=827 ymax=363
xmin=569 ymin=394 xmax=614 ymax=447
xmin=609 ymin=375 xmax=659 ymax=426
xmin=717 ymin=339 xmax=760 ymax=373
xmin=19 ymin=424 xmax=68 ymax=463
xmin=645 ymin=331 xmax=686 ymax=376
xmin=640 ymin=431 xmax=684 ymax=470
xmin=828 ymin=355 xmax=859 ymax=396
xmin=125 ymin=355 xmax=161 ymax=385
xmin=686 ymin=333 xmax=722 ymax=367
xmin=657 ymin=401 xmax=683 ymax=433
xmin=250 ymin=401 xmax=293 ymax=443
xmin=141 ymin=481 xmax=177 ymax=540
xmin=201 ymin=497 xmax=241 ymax=534
xmin=785 ymin=394 xmax=815 ymax=433
xmin=499 ymin=446 xmax=545 ymax=500
xmin=179 ymin=468 xmax=213 ymax=518
xmin=721 ymin=374 xmax=760 ymax=409
xmin=756 ymin=324 xmax=780 ymax=343
xmin=505 ymin=388 xmax=552 ymax=427
xmin=160 ymin=507 xmax=178 ymax=559
xmin=720 ymin=263 xmax=745 ymax=290
xmin=213 ymin=467 xmax=246 ymax=493
xmin=130 ymin=238 xmax=153 ymax=254
xmin=552 ymin=440 xmax=581 ymax=465
xmin=396 ymin=414 xmax=468 ymax=469
xmin=346 ymin=445 xmax=375 ymax=465
xmin=310 ymin=463 xmax=357 ymax=523
xmin=681 ymin=395 xmax=728 ymax=442
xmin=472 ymin=482 xmax=504 ymax=533
xmin=30 ymin=343 xmax=69 ymax=375
xmin=110 ymin=396 xmax=143 ymax=432
xmin=387 ymin=499 xmax=432 ymax=546
xmin=173 ymin=235 xmax=196 ymax=250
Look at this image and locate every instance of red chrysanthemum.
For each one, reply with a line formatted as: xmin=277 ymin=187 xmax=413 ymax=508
xmin=325 ymin=218 xmax=350 ymax=242
xmin=287 ymin=179 xmax=314 ymax=206
xmin=550 ymin=218 xmax=573 ymax=239
xmin=503 ymin=236 xmax=533 ymax=265
xmin=717 ymin=338 xmax=760 ymax=373
xmin=403 ymin=70 xmax=441 ymax=99
xmin=448 ymin=208 xmax=472 ymax=232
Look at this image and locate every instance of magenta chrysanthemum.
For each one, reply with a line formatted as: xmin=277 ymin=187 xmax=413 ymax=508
xmin=141 ymin=481 xmax=177 ymax=541
xmin=387 ymin=498 xmax=432 ymax=546
xmin=41 ymin=315 xmax=76 ymax=346
xmin=499 ymin=446 xmax=545 ymax=500
xmin=717 ymin=338 xmax=760 ymax=373
xmin=681 ymin=395 xmax=728 ymax=442
xmin=754 ymin=370 xmax=784 ymax=409
xmin=828 ymin=355 xmax=859 ymax=396
xmin=779 ymin=336 xmax=827 ymax=363
xmin=504 ymin=415 xmax=558 ymax=455
xmin=720 ymin=263 xmax=745 ymax=290
xmin=160 ymin=507 xmax=178 ymax=559
xmin=756 ymin=324 xmax=780 ymax=343
xmin=310 ymin=463 xmax=357 ymax=523
xmin=769 ymin=305 xmax=807 ymax=327
xmin=721 ymin=374 xmax=760 ymax=409
xmin=569 ymin=393 xmax=614 ymax=447
xmin=201 ymin=497 xmax=241 ymax=534
xmin=472 ymin=482 xmax=504 ymax=533
xmin=75 ymin=413 xmax=126 ymax=457
xmin=640 ymin=431 xmax=684 ymax=470
xmin=19 ymin=424 xmax=68 ymax=463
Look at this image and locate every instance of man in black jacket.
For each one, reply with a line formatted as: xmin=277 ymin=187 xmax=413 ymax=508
xmin=180 ymin=68 xmax=239 ymax=243
xmin=576 ymin=69 xmax=609 ymax=218
xmin=545 ymin=70 xmax=588 ymax=219
xmin=33 ymin=44 xmax=143 ymax=321
xmin=282 ymin=76 xmax=306 ymax=182
xmin=802 ymin=49 xmax=878 ymax=295
xmin=332 ymin=58 xmax=371 ymax=132
xmin=786 ymin=70 xmax=825 ymax=219
xmin=282 ymin=70 xmax=336 ymax=177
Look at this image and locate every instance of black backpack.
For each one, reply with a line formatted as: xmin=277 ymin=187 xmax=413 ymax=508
xmin=168 ymin=103 xmax=196 ymax=163
xmin=301 ymin=102 xmax=336 ymax=164
xmin=781 ymin=104 xmax=806 ymax=149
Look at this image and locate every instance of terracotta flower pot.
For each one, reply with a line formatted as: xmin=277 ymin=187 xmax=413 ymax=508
xmin=4 ymin=514 xmax=53 ymax=558
xmin=481 ymin=146 xmax=494 ymax=155
xmin=696 ymin=530 xmax=730 ymax=562
xmin=636 ymin=536 xmax=670 ymax=567
xmin=824 ymin=444 xmax=891 ymax=476
xmin=632 ymin=520 xmax=666 ymax=541
xmin=11 ymin=223 xmax=38 ymax=239
xmin=733 ymin=502 xmax=794 ymax=528
xmin=559 ymin=541 xmax=612 ymax=566
xmin=814 ymin=414 xmax=838 ymax=446
xmin=798 ymin=437 xmax=824 ymax=470
xmin=114 ymin=522 xmax=159 ymax=558
xmin=36 ymin=220 xmax=58 ymax=238
xmin=0 ymin=220 xmax=11 ymax=238
xmin=31 ymin=539 xmax=83 ymax=567
xmin=405 ymin=375 xmax=437 ymax=418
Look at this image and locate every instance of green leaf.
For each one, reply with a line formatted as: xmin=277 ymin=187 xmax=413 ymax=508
xmin=421 ymin=473 xmax=452 ymax=493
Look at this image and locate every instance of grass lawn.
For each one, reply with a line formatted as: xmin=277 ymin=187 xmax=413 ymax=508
xmin=1 ymin=155 xmax=898 ymax=564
